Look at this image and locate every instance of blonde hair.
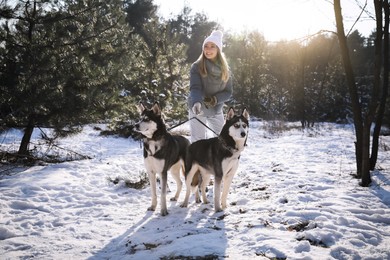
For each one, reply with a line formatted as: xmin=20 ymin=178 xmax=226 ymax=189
xmin=196 ymin=50 xmax=230 ymax=82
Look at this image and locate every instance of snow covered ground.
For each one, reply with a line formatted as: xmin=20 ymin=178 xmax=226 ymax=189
xmin=1 ymin=121 xmax=390 ymax=259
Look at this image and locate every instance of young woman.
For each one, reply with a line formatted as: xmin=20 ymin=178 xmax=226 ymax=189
xmin=188 ymin=30 xmax=233 ymax=142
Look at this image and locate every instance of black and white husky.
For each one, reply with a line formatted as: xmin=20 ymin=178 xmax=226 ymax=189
xmin=181 ymin=107 xmax=249 ymax=212
xmin=135 ymin=102 xmax=190 ymax=216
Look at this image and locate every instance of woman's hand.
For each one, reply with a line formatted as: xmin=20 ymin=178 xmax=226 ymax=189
xmin=192 ymin=102 xmax=202 ymax=115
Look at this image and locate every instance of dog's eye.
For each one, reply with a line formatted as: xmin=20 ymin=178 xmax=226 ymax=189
xmin=234 ymin=123 xmax=247 ymax=129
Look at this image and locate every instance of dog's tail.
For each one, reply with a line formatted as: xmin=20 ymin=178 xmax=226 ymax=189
xmin=191 ymin=170 xmax=201 ymax=187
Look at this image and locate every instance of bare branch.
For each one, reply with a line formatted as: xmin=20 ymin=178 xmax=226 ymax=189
xmin=347 ymin=0 xmax=368 ymax=36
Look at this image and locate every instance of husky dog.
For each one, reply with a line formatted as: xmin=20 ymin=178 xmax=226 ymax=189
xmin=181 ymin=107 xmax=249 ymax=212
xmin=135 ymin=102 xmax=190 ymax=216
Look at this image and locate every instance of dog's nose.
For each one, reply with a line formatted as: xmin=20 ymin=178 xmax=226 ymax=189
xmin=241 ymin=132 xmax=246 ymax=137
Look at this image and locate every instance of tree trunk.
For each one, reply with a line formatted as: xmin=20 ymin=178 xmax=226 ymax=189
xmin=299 ymin=50 xmax=306 ymax=128
xmin=335 ymin=0 xmax=383 ymax=186
xmin=362 ymin=122 xmax=372 ymax=186
xmin=371 ymin=0 xmax=389 ymax=170
xmin=17 ymin=2 xmax=37 ymax=156
xmin=359 ymin=0 xmax=384 ymax=185
xmin=18 ymin=116 xmax=35 ymax=156
xmin=334 ymin=0 xmax=364 ymax=177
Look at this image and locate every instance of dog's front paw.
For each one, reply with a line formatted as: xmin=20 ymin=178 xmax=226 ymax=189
xmin=147 ymin=206 xmax=156 ymax=211
xmin=170 ymin=197 xmax=177 ymax=201
xmin=160 ymin=209 xmax=169 ymax=216
xmin=180 ymin=202 xmax=188 ymax=208
xmin=215 ymin=207 xmax=223 ymax=213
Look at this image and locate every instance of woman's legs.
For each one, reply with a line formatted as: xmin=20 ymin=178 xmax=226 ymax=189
xmin=189 ymin=109 xmax=207 ymax=143
xmin=189 ymin=109 xmax=224 ymax=142
xmin=206 ymin=110 xmax=224 ymax=137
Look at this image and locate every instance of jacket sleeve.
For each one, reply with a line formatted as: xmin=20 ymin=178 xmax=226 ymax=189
xmin=214 ymin=74 xmax=233 ymax=104
xmin=189 ymin=63 xmax=203 ymax=107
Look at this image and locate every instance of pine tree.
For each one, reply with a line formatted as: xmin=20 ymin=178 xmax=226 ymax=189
xmin=0 ymin=0 xmax=134 ymax=155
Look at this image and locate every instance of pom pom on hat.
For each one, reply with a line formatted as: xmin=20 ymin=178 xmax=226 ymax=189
xmin=202 ymin=30 xmax=223 ymax=52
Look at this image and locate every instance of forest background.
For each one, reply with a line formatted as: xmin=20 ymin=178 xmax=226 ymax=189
xmin=0 ymin=0 xmax=388 ymax=155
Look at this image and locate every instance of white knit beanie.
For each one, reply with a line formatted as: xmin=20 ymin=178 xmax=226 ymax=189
xmin=202 ymin=30 xmax=223 ymax=52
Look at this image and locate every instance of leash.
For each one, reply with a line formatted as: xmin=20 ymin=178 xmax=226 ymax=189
xmin=166 ymin=118 xmax=190 ymax=131
xmin=167 ymin=116 xmax=219 ymax=136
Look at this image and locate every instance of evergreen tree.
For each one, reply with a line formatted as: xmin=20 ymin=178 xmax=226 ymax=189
xmin=123 ymin=0 xmax=190 ymax=121
xmin=0 ymin=0 xmax=133 ymax=155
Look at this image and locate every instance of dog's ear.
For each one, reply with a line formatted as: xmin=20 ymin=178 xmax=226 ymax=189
xmin=152 ymin=102 xmax=161 ymax=116
xmin=226 ymin=107 xmax=235 ymax=120
xmin=137 ymin=102 xmax=146 ymax=114
xmin=242 ymin=108 xmax=250 ymax=121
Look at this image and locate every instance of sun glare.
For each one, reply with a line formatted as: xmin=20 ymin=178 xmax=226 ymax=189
xmin=216 ymin=0 xmax=335 ymax=41
xmin=155 ymin=0 xmax=375 ymax=42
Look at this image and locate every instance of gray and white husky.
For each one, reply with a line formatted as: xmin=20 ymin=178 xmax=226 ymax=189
xmin=135 ymin=102 xmax=190 ymax=216
xmin=181 ymin=107 xmax=249 ymax=212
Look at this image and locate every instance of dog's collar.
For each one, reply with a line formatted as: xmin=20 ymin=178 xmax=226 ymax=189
xmin=218 ymin=136 xmax=242 ymax=153
xmin=144 ymin=132 xmax=164 ymax=142
xmin=143 ymin=134 xmax=166 ymax=155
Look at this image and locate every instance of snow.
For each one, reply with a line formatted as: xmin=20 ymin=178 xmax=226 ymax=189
xmin=1 ymin=121 xmax=390 ymax=259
